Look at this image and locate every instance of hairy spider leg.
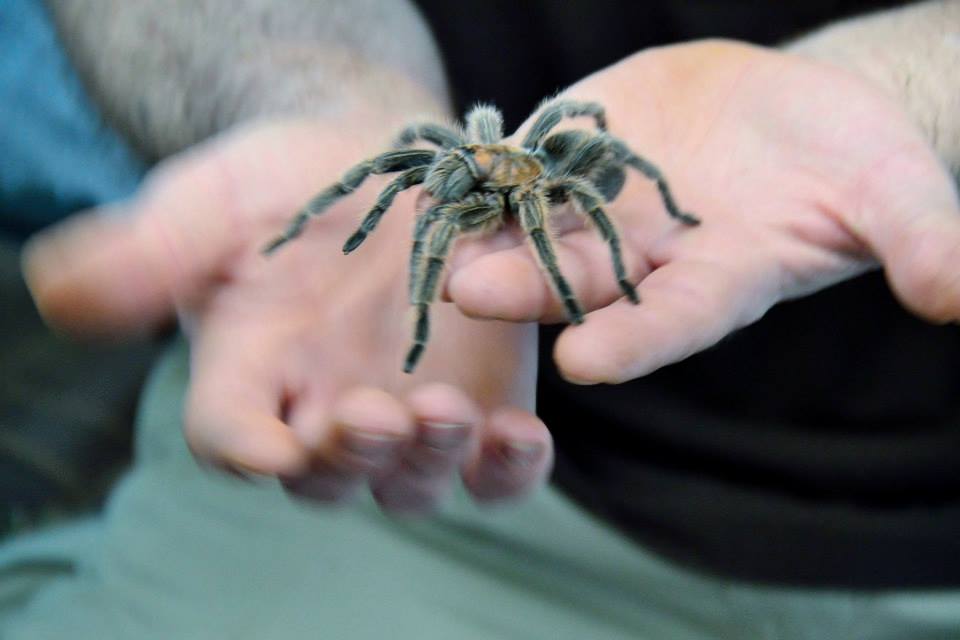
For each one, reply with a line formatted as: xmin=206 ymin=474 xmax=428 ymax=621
xmin=262 ymin=149 xmax=436 ymax=255
xmin=405 ymin=196 xmax=503 ymax=372
xmin=343 ymin=165 xmax=429 ymax=254
xmin=424 ymin=148 xmax=481 ymax=203
xmin=454 ymin=192 xmax=507 ymax=234
xmin=512 ymin=188 xmax=585 ymax=324
xmin=551 ymin=177 xmax=639 ymax=304
xmin=405 ymin=221 xmax=459 ymax=373
xmin=464 ymin=104 xmax=504 ymax=144
xmin=408 ymin=194 xmax=496 ymax=302
xmin=393 ymin=123 xmax=465 ymax=149
xmin=409 ymin=200 xmax=481 ymax=301
xmin=608 ymin=138 xmax=700 ymax=226
xmin=542 ymin=131 xmax=611 ymax=178
xmin=408 ymin=204 xmax=446 ymax=300
xmin=521 ymin=100 xmax=607 ymax=150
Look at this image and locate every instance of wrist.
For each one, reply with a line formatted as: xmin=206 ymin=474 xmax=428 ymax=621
xmin=785 ymin=1 xmax=960 ymax=177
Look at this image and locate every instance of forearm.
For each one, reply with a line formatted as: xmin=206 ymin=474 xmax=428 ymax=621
xmin=787 ymin=0 xmax=960 ymax=177
xmin=45 ymin=0 xmax=450 ymax=160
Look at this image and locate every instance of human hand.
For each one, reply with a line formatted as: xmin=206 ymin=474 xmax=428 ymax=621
xmin=447 ymin=40 xmax=960 ymax=384
xmin=22 ymin=116 xmax=551 ymax=513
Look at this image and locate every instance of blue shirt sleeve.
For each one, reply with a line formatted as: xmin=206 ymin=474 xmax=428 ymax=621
xmin=0 ymin=0 xmax=145 ymax=237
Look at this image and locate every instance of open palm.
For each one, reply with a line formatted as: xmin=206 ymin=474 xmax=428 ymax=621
xmin=24 ymin=117 xmax=551 ymax=512
xmin=449 ymin=40 xmax=960 ymax=384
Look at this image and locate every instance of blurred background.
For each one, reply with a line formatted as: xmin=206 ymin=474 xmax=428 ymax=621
xmin=0 ymin=0 xmax=156 ymax=537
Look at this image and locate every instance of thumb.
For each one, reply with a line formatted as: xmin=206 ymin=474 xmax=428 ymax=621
xmin=858 ymin=153 xmax=960 ymax=324
xmin=21 ymin=159 xmax=238 ymax=338
xmin=877 ymin=209 xmax=960 ymax=324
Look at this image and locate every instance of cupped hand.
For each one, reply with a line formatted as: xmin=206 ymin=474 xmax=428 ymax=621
xmin=448 ymin=40 xmax=960 ymax=384
xmin=22 ymin=116 xmax=551 ymax=513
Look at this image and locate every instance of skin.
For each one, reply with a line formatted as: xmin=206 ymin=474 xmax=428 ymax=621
xmin=22 ymin=114 xmax=552 ymax=514
xmin=448 ymin=40 xmax=960 ymax=385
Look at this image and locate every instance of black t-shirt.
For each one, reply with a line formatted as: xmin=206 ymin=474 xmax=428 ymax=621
xmin=413 ymin=0 xmax=958 ymax=588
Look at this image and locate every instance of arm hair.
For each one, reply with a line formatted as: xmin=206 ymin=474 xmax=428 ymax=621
xmin=45 ymin=0 xmax=451 ymax=160
xmin=787 ymin=0 xmax=960 ymax=177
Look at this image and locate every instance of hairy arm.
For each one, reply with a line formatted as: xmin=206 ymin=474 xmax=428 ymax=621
xmin=788 ymin=0 xmax=960 ymax=177
xmin=45 ymin=0 xmax=450 ymax=159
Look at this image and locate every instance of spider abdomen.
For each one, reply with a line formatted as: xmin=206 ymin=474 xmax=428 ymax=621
xmin=469 ymin=144 xmax=543 ymax=188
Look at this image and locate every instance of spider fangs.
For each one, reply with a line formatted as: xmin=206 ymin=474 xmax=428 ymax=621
xmin=263 ymin=100 xmax=699 ymax=373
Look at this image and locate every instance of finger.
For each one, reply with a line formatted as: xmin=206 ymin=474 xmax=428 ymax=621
xmin=461 ymin=407 xmax=552 ymax=503
xmin=448 ymin=227 xmax=652 ymax=323
xmin=555 ymin=257 xmax=776 ymax=384
xmin=185 ymin=357 xmax=309 ymax=478
xmin=854 ymin=151 xmax=960 ymax=323
xmin=284 ymin=387 xmax=414 ymax=504
xmin=370 ymin=383 xmax=480 ymax=513
xmin=868 ymin=199 xmax=960 ymax=323
xmin=21 ymin=208 xmax=177 ymax=338
xmin=882 ymin=211 xmax=960 ymax=323
xmin=20 ymin=158 xmax=241 ymax=338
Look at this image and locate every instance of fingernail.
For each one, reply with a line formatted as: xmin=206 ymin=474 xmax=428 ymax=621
xmin=499 ymin=441 xmax=546 ymax=468
xmin=222 ymin=456 xmax=274 ymax=477
xmin=341 ymin=430 xmax=402 ymax=464
xmin=421 ymin=422 xmax=469 ymax=450
xmin=212 ymin=459 xmax=267 ymax=484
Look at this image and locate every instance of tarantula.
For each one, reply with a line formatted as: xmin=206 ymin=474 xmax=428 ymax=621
xmin=263 ymin=100 xmax=699 ymax=373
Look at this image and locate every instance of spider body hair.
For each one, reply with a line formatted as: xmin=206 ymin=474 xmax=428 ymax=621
xmin=464 ymin=103 xmax=504 ymax=144
xmin=263 ymin=100 xmax=699 ymax=372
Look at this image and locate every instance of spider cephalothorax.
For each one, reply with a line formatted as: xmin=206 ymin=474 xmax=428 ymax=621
xmin=264 ymin=100 xmax=699 ymax=372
